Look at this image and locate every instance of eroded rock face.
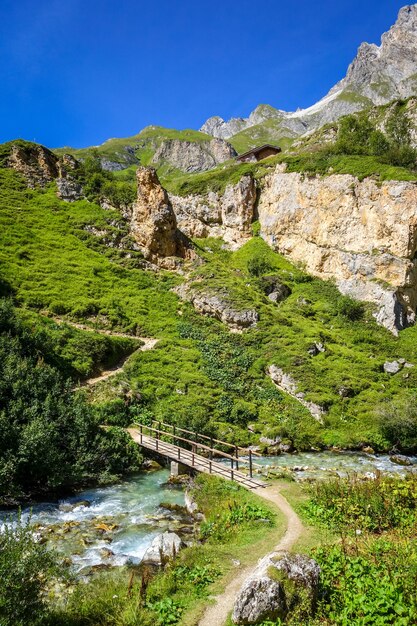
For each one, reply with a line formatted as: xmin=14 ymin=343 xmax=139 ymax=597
xmin=232 ymin=551 xmax=320 ymax=625
xmin=258 ymin=167 xmax=417 ymax=333
xmin=170 ymin=174 xmax=256 ymax=249
xmin=152 ymin=138 xmax=236 ymax=173
xmin=331 ymin=5 xmax=417 ymax=105
xmin=56 ymin=177 xmax=83 ymax=202
xmin=7 ymin=144 xmax=84 ymax=201
xmin=7 ymin=143 xmax=60 ymax=187
xmin=131 ymin=166 xmax=184 ymax=264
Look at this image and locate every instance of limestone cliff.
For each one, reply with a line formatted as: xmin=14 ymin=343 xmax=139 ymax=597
xmin=257 ymin=166 xmax=417 ymax=333
xmin=169 ymin=174 xmax=256 ymax=249
xmin=151 ymin=138 xmax=236 ymax=173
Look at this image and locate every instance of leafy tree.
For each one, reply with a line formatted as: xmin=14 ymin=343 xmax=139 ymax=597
xmin=368 ymin=129 xmax=390 ymax=156
xmin=385 ymin=104 xmax=412 ymax=145
xmin=0 ymin=299 xmax=142 ymax=501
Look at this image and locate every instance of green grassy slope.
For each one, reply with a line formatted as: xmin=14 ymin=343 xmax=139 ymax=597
xmin=1 ymin=164 xmax=416 ymax=450
xmin=229 ymin=118 xmax=296 ymax=154
xmin=54 ymin=126 xmax=213 ymax=169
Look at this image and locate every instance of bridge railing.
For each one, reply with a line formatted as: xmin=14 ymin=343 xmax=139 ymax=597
xmin=135 ymin=421 xmax=264 ymax=479
xmin=152 ymin=420 xmax=262 ymax=459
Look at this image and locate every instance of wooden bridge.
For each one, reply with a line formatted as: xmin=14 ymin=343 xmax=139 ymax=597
xmin=128 ymin=421 xmax=265 ymax=490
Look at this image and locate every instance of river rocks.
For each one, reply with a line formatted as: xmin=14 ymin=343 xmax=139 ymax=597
xmin=258 ymin=169 xmax=417 ymax=333
xmin=362 ymin=446 xmax=375 ymax=455
xmin=141 ymin=531 xmax=184 ymax=565
xmin=390 ymin=454 xmax=414 ymax=467
xmin=268 ymin=365 xmax=324 ymax=421
xmin=152 ymin=138 xmax=236 ymax=173
xmin=175 ymin=284 xmax=258 ymax=330
xmin=232 ymin=551 xmax=320 ymax=625
xmin=131 ymin=166 xmax=192 ymax=266
xmin=59 ymin=500 xmax=91 ymax=512
xmin=170 ymin=174 xmax=256 ymax=249
xmin=184 ymin=490 xmax=199 ymax=515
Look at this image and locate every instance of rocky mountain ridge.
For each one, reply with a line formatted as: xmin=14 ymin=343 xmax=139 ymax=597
xmin=55 ymin=127 xmax=236 ymax=174
xmin=201 ymin=4 xmax=417 ymax=144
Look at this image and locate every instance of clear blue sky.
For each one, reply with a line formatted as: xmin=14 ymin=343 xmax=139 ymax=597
xmin=0 ymin=0 xmax=408 ymax=148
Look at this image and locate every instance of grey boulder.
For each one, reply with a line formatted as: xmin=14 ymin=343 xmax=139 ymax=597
xmin=141 ymin=531 xmax=184 ymax=565
xmin=232 ymin=551 xmax=320 ymax=625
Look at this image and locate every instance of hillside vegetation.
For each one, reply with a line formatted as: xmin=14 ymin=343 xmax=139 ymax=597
xmin=1 ymin=156 xmax=417 ymax=455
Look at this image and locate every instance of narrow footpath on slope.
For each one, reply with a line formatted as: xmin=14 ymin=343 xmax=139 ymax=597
xmin=47 ymin=316 xmax=159 ymax=386
xmin=83 ymin=337 xmax=158 ymax=386
xmin=197 ymin=484 xmax=304 ymax=626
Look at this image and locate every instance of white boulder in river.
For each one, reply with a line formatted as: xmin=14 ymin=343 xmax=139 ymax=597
xmin=232 ymin=551 xmax=320 ymax=624
xmin=142 ymin=531 xmax=184 ymax=565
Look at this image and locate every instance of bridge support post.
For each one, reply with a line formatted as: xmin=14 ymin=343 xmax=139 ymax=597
xmin=170 ymin=461 xmax=189 ymax=477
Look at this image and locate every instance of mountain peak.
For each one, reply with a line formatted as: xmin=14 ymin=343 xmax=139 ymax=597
xmin=396 ymin=3 xmax=417 ymax=28
xmin=200 ymin=4 xmax=417 ymax=143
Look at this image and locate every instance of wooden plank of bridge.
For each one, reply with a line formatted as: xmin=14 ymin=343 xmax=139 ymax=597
xmin=127 ymin=428 xmax=264 ymax=490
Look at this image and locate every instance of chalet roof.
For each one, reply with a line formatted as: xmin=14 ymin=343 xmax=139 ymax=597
xmin=236 ymin=144 xmax=281 ymax=160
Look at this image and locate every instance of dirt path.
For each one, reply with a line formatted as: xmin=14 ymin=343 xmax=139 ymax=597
xmin=83 ymin=337 xmax=158 ymax=386
xmin=48 ymin=316 xmax=159 ymax=386
xmin=197 ymin=484 xmax=304 ymax=626
xmin=48 ymin=316 xmax=147 ymax=341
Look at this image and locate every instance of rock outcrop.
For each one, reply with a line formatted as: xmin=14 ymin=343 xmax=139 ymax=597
xmin=175 ymin=284 xmax=259 ymax=331
xmin=258 ymin=166 xmax=417 ymax=333
xmin=152 ymin=138 xmax=236 ymax=173
xmin=170 ymin=174 xmax=256 ymax=249
xmin=7 ymin=143 xmax=60 ymax=187
xmin=131 ymin=166 xmax=191 ymax=266
xmin=331 ymin=4 xmax=417 ymax=105
xmin=6 ymin=142 xmax=83 ymax=201
xmin=232 ymin=551 xmax=320 ymax=625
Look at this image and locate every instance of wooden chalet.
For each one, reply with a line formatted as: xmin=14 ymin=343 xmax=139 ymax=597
xmin=236 ymin=144 xmax=281 ymax=163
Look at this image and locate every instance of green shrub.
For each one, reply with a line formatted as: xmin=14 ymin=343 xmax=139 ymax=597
xmin=336 ymin=295 xmax=365 ymax=321
xmin=0 ymin=516 xmax=63 ymax=626
xmin=313 ymin=540 xmax=417 ymax=626
xmin=376 ymin=393 xmax=417 ymax=451
xmin=305 ymin=474 xmax=417 ymax=533
xmin=0 ymin=299 xmax=142 ymax=501
xmin=247 ymin=256 xmax=273 ymax=277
